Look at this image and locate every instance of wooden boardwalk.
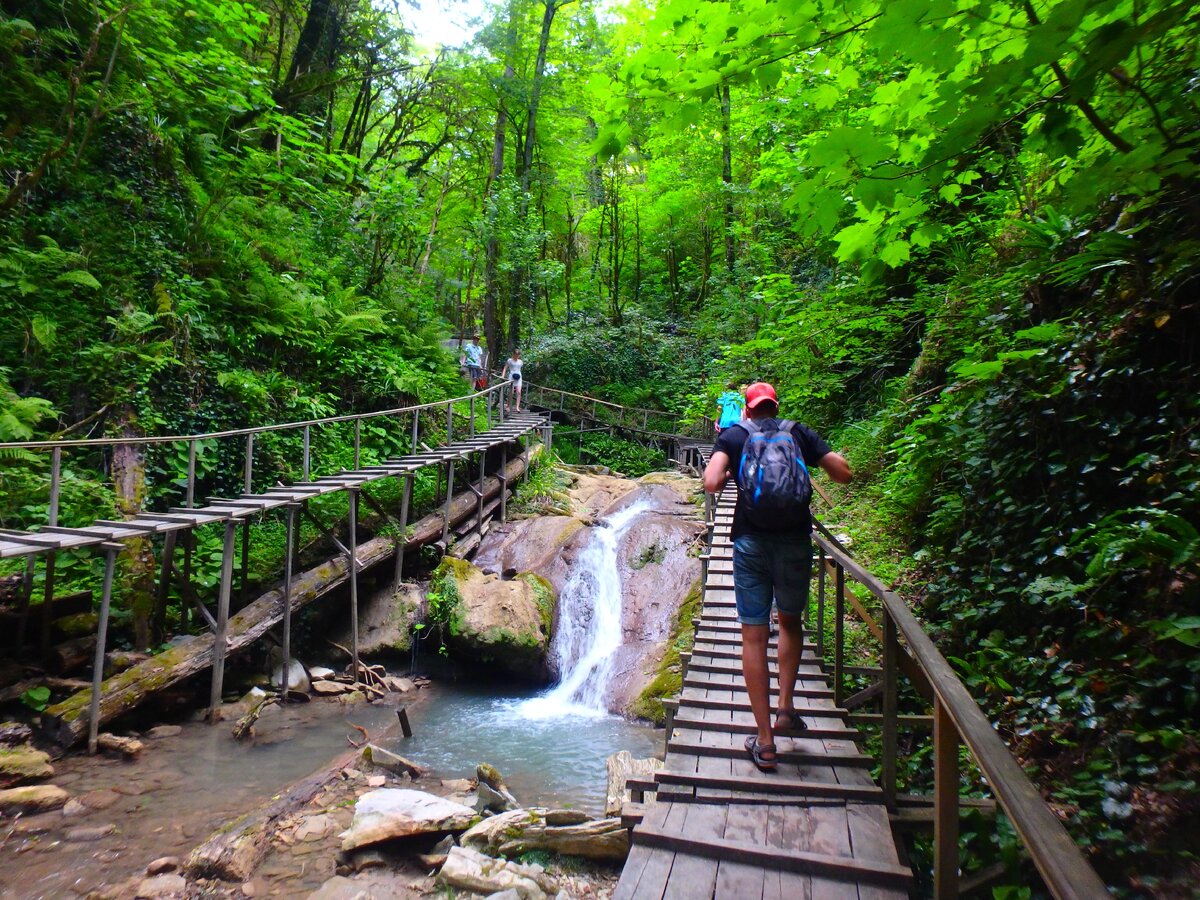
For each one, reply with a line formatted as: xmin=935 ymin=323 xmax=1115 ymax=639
xmin=616 ymin=479 xmax=912 ymax=899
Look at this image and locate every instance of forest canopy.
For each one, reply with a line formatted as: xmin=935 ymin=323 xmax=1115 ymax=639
xmin=1 ymin=0 xmax=1198 ymax=893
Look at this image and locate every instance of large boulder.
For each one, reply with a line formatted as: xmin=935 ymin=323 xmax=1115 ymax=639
xmin=340 ymin=789 xmax=478 ymax=852
xmin=605 ymin=750 xmax=664 ymax=816
xmin=432 ymin=558 xmax=554 ymax=681
xmin=0 ymin=784 xmax=69 ymax=814
xmin=332 ymin=581 xmax=422 ymax=658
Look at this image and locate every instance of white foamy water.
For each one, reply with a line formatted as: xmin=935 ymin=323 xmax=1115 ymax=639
xmin=517 ymin=499 xmax=650 ymax=720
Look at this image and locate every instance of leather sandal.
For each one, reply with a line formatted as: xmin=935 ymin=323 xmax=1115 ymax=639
xmin=774 ymin=708 xmax=808 ymax=734
xmin=744 ymin=735 xmax=778 ymax=772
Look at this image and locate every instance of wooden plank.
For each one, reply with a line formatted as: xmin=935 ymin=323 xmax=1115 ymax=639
xmin=806 ymin=803 xmax=860 ymax=898
xmin=765 ymin=804 xmax=811 ymax=900
xmin=847 ymin=803 xmax=910 ymax=900
xmin=667 ymin=739 xmax=871 ymax=769
xmin=670 ymin=696 xmax=846 ymax=720
xmin=655 ymin=772 xmax=882 ymax=802
xmin=633 ymin=826 xmax=913 ymax=889
xmin=671 ymin=717 xmax=861 ymax=742
xmin=661 ymin=803 xmax=728 ymax=900
xmin=616 ymin=802 xmax=686 ymax=900
xmin=715 ymin=804 xmax=766 ymax=900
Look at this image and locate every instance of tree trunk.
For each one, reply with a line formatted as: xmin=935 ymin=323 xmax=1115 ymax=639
xmin=110 ymin=408 xmax=155 ymax=650
xmin=416 ymin=162 xmax=453 ymax=284
xmin=721 ymin=81 xmax=735 ymax=272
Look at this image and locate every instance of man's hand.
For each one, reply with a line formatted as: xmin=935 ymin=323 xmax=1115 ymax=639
xmin=704 ymin=450 xmax=732 ymax=493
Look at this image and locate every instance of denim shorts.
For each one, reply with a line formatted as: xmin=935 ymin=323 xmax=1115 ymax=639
xmin=732 ymin=533 xmax=814 ymax=625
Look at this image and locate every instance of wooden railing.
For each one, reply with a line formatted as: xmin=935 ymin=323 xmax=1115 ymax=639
xmin=810 ymin=522 xmax=1109 ymax=898
xmin=518 ymin=378 xmax=715 ymax=440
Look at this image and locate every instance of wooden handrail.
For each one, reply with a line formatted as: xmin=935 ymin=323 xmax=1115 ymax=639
xmin=811 ymin=523 xmax=1109 ymax=899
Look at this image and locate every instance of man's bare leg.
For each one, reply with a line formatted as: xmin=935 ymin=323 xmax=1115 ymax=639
xmin=741 ymin=623 xmax=775 ymax=757
xmin=775 ymin=611 xmax=806 ymax=722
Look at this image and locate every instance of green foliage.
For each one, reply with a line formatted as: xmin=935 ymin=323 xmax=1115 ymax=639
xmin=20 ymin=684 xmax=51 ymax=712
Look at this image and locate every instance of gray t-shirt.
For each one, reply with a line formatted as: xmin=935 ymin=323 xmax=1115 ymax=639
xmin=505 ymin=358 xmax=523 ymax=380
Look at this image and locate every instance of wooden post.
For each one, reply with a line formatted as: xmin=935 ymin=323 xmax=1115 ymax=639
xmin=154 ymin=531 xmax=177 ymax=638
xmin=834 ymin=564 xmax=845 ymax=707
xmin=500 ymin=444 xmax=508 ymax=523
xmin=476 ymin=451 xmax=485 ymax=538
xmin=816 ymin=547 xmax=827 ymax=667
xmin=281 ymin=504 xmax=297 ymax=699
xmin=411 ymin=410 xmax=420 ymax=455
xmin=469 ymin=397 xmax=476 ymax=439
xmin=302 ymin=427 xmax=311 ymax=481
xmin=88 ymin=542 xmax=121 ymax=754
xmin=347 ymin=488 xmax=360 ymax=684
xmin=38 ymin=447 xmax=63 ymax=661
xmin=934 ymin=697 xmax=960 ymax=898
xmin=208 ymin=519 xmax=238 ymax=720
xmin=882 ymin=612 xmax=899 ymax=810
xmin=441 ymin=459 xmax=455 ymax=543
xmin=446 ymin=401 xmax=454 ymax=444
xmin=240 ymin=433 xmax=253 ymax=599
xmin=393 ymin=474 xmax=412 ymax=590
xmin=182 ymin=439 xmax=196 ymax=633
xmin=353 ymin=419 xmax=361 ymax=469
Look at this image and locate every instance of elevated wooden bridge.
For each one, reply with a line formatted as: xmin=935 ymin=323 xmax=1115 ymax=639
xmin=0 ymin=383 xmax=1109 ymax=897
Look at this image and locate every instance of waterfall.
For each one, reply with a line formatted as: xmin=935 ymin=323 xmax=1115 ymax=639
xmin=518 ymin=499 xmax=650 ymax=719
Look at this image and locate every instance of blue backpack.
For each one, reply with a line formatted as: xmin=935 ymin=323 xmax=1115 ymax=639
xmin=736 ymin=419 xmax=812 ymax=529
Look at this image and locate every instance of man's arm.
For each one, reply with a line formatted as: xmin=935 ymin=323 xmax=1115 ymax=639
xmin=818 ymin=451 xmax=852 ymax=484
xmin=703 ymin=450 xmax=732 ymax=494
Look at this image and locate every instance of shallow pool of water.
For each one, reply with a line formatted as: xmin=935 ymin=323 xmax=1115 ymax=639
xmin=0 ymin=677 xmax=661 ymax=898
xmin=388 ymin=681 xmax=661 ymax=812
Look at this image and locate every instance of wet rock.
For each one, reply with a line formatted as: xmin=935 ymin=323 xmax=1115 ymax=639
xmin=312 ymin=680 xmax=354 ymax=696
xmin=347 ymin=848 xmax=389 ymax=872
xmin=339 ymin=789 xmax=477 ymax=852
xmin=338 ymin=690 xmax=366 ymax=705
xmin=270 ymin=657 xmax=311 ymax=694
xmin=0 ymin=744 xmax=54 ymax=787
xmin=144 ymin=725 xmax=182 ymax=740
xmin=62 ymin=798 xmax=92 ymax=818
xmin=436 ymin=846 xmax=557 ymax=899
xmin=80 ymin=788 xmax=121 ymax=810
xmin=0 ymin=783 xmax=70 ymax=814
xmin=544 ymin=809 xmax=590 ymax=827
xmin=486 ymin=891 xmax=524 ymax=900
xmin=440 ymin=778 xmax=475 ymax=793
xmin=366 ymin=775 xmax=386 ymax=788
xmin=363 ymin=745 xmax=423 ymax=778
xmin=0 ymin=722 xmax=34 ymax=746
xmin=146 ymin=857 xmax=181 ymax=875
xmin=306 ymin=875 xmax=377 ymax=900
xmin=9 ymin=810 xmax=60 ymax=834
xmin=476 ymin=782 xmax=519 ymax=814
xmin=66 ymin=823 xmax=116 ymax=841
xmin=97 ymin=733 xmax=144 ymax=757
xmin=383 ymin=676 xmax=415 ymax=693
xmin=605 ymin=750 xmax=664 ymax=816
xmin=309 ymin=666 xmax=336 ymax=680
xmin=135 ymin=874 xmax=188 ymax=898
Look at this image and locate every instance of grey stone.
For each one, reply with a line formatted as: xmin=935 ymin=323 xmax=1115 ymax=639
xmin=65 ymin=823 xmax=116 ymax=841
xmin=145 ymin=857 xmax=181 ymax=875
xmin=475 ymin=782 xmax=519 ymax=814
xmin=363 ymin=745 xmax=423 ymax=777
xmin=135 ymin=874 xmax=188 ymax=898
xmin=339 ymin=789 xmax=477 ymax=852
xmin=270 ymin=658 xmax=311 ymax=694
xmin=0 ymin=784 xmax=69 ymax=814
xmin=437 ymin=846 xmax=557 ymax=900
xmin=144 ymin=725 xmax=183 ymax=740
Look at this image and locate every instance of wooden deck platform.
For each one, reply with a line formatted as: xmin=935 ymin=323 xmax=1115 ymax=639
xmin=615 ymin=479 xmax=911 ymax=900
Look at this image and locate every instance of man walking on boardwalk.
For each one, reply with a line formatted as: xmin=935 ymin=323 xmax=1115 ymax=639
xmin=702 ymin=382 xmax=851 ymax=771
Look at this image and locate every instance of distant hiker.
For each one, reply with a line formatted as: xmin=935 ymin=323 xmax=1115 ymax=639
xmin=715 ymin=384 xmax=744 ymax=433
xmin=702 ymin=382 xmax=851 ymax=772
xmin=461 ymin=335 xmax=485 ymax=390
xmin=502 ymin=349 xmax=524 ymax=412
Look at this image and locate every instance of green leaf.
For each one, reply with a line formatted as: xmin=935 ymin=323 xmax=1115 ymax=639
xmin=56 ymin=269 xmax=101 ymax=290
xmin=879 ymin=240 xmax=911 ymax=267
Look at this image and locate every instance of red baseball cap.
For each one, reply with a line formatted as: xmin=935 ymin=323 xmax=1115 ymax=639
xmin=745 ymin=382 xmax=778 ymax=409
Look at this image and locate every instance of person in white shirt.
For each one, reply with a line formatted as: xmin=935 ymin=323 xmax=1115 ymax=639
xmin=501 ymin=349 xmax=524 ymax=412
xmin=460 ymin=335 xmax=485 ymax=389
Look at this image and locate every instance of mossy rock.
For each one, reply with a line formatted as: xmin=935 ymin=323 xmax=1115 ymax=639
xmin=629 ymin=576 xmax=703 ymax=725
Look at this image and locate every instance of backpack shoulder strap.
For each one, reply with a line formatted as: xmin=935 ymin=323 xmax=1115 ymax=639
xmin=739 ymin=419 xmax=760 ymax=435
xmin=778 ymin=419 xmax=795 ymax=432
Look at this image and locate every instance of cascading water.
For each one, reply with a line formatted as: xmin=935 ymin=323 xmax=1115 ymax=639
xmin=519 ymin=499 xmax=651 ymax=718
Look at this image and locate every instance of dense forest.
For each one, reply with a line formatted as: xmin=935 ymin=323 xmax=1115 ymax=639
xmin=1 ymin=0 xmax=1197 ymax=893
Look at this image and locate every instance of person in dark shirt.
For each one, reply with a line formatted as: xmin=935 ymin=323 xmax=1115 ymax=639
xmin=702 ymin=382 xmax=851 ymax=771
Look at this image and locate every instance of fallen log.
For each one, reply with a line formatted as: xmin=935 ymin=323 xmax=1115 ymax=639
xmin=186 ymin=720 xmax=400 ymax=881
xmin=40 ymin=444 xmax=541 ymax=748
